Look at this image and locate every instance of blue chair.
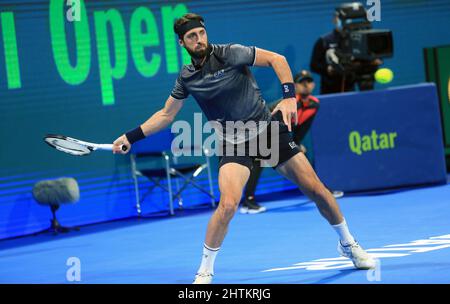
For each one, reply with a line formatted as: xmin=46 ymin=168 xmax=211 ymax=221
xmin=130 ymin=129 xmax=216 ymax=216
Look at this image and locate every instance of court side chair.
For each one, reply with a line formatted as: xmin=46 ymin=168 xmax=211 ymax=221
xmin=129 ymin=128 xmax=216 ymax=216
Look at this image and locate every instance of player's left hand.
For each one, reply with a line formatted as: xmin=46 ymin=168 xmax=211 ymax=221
xmin=271 ymin=97 xmax=297 ymax=132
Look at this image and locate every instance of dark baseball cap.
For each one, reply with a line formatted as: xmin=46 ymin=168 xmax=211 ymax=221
xmin=294 ymin=70 xmax=314 ymax=83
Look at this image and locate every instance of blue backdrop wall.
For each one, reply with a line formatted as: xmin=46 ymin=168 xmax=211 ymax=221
xmin=1 ymin=0 xmax=449 ymax=239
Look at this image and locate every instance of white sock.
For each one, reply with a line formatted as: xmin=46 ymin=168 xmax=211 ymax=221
xmin=197 ymin=244 xmax=220 ymax=275
xmin=332 ymin=219 xmax=356 ymax=246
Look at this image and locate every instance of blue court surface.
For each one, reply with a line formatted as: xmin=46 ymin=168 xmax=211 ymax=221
xmin=0 ymin=182 xmax=449 ymax=284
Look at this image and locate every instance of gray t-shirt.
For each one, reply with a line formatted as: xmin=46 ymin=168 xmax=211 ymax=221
xmin=170 ymin=43 xmax=271 ymax=143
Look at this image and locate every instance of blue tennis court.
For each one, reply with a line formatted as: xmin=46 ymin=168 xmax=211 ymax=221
xmin=1 ymin=180 xmax=449 ymax=284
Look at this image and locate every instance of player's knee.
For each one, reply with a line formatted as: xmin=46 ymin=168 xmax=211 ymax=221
xmin=303 ymin=178 xmax=327 ymax=200
xmin=218 ymin=194 xmax=239 ymax=220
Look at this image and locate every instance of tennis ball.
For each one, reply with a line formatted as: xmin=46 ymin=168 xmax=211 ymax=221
xmin=375 ymin=68 xmax=394 ymax=84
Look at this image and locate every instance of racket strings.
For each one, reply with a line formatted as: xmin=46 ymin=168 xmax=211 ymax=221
xmin=45 ymin=138 xmax=92 ymax=156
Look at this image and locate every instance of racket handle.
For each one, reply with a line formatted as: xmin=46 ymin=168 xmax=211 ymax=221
xmin=121 ymin=145 xmax=128 ymax=152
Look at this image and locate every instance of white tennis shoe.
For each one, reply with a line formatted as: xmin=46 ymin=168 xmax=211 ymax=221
xmin=193 ymin=272 xmax=213 ymax=284
xmin=338 ymin=241 xmax=376 ymax=270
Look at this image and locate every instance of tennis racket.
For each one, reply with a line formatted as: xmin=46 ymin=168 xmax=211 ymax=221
xmin=44 ymin=134 xmax=127 ymax=156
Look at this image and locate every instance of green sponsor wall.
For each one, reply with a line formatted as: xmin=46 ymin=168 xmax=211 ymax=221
xmin=424 ymin=45 xmax=450 ymax=167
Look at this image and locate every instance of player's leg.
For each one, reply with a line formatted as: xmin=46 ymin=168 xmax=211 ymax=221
xmin=205 ymin=162 xmax=250 ymax=247
xmin=194 ymin=162 xmax=250 ymax=283
xmin=274 ymin=152 xmax=376 ymax=269
xmin=276 ymin=152 xmax=342 ymax=224
xmin=241 ymin=159 xmax=266 ymax=214
xmin=293 ymin=115 xmax=344 ymax=198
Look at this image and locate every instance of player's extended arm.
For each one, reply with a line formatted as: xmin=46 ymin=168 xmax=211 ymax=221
xmin=112 ymin=96 xmax=184 ymax=154
xmin=140 ymin=96 xmax=184 ymax=136
xmin=253 ymin=48 xmax=297 ymax=131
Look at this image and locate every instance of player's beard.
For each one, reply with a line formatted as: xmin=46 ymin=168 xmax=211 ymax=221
xmin=186 ymin=42 xmax=210 ymax=60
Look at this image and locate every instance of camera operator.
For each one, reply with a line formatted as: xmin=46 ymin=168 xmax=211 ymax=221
xmin=310 ymin=4 xmax=383 ymax=94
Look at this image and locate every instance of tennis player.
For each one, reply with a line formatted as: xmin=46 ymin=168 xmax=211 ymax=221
xmin=112 ymin=13 xmax=375 ymax=284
